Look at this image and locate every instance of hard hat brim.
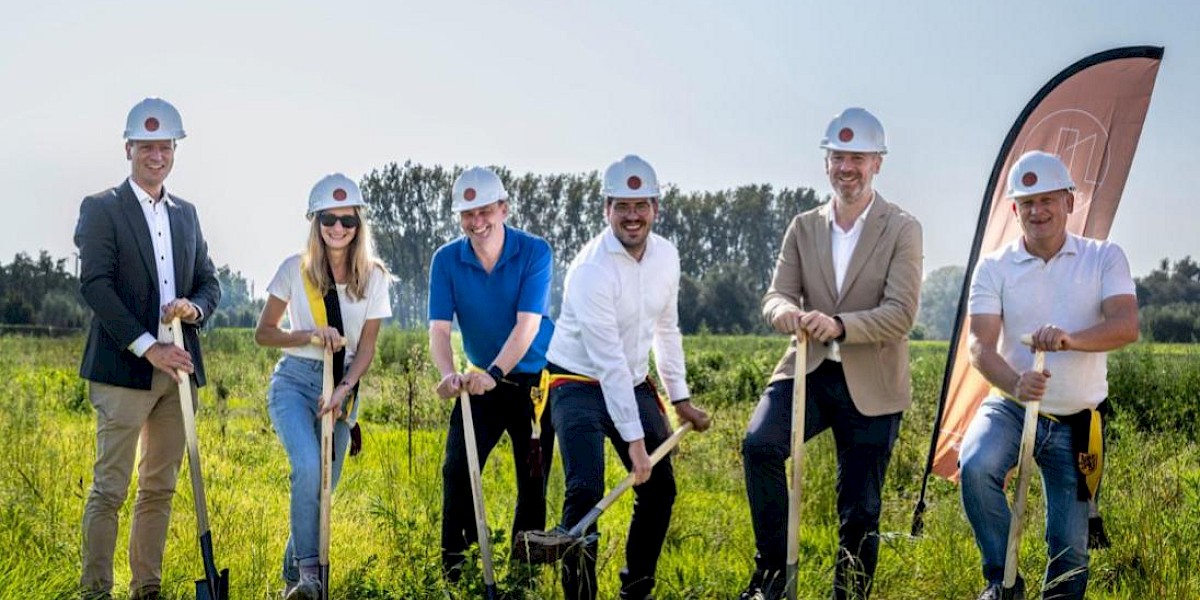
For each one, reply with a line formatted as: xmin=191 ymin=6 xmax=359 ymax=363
xmin=451 ymin=195 xmax=507 ymax=213
xmin=1007 ymin=186 xmax=1075 ymax=199
xmin=125 ymin=131 xmax=187 ymax=141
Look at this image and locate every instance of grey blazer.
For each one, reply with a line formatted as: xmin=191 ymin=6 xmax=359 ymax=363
xmin=74 ymin=180 xmax=221 ymax=389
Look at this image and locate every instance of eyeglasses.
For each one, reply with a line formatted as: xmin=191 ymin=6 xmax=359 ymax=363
xmin=318 ymin=213 xmax=360 ymax=229
xmin=610 ymin=201 xmax=654 ymax=217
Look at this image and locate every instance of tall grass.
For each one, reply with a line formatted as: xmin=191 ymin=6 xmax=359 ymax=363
xmin=0 ymin=332 xmax=1196 ymax=599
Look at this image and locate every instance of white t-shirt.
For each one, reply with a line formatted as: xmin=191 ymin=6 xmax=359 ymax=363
xmin=266 ymin=254 xmax=392 ymax=362
xmin=968 ymin=234 xmax=1136 ymax=414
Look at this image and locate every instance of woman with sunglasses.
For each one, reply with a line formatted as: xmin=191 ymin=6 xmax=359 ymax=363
xmin=254 ymin=173 xmax=392 ymax=600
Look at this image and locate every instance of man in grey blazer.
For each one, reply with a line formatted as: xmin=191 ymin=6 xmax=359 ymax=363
xmin=74 ymin=98 xmax=221 ymax=600
xmin=739 ymin=108 xmax=923 ymax=600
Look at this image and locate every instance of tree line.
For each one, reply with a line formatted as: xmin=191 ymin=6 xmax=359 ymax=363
xmin=5 ymin=160 xmax=1197 ymax=339
xmin=0 ymin=252 xmax=259 ymax=333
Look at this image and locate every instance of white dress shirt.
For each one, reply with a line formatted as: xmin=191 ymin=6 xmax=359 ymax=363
xmin=128 ymin=179 xmax=180 ymax=357
xmin=827 ymin=195 xmax=875 ymax=361
xmin=546 ymin=229 xmax=690 ymax=442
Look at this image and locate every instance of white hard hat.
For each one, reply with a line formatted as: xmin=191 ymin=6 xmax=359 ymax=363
xmin=819 ymin=107 xmax=886 ymax=154
xmin=602 ymin=154 xmax=660 ymax=199
xmin=451 ymin=167 xmax=508 ymax=213
xmin=307 ymin=173 xmax=366 ymax=218
xmin=124 ymin=98 xmax=187 ymax=141
xmin=1006 ymin=151 xmax=1076 ymax=198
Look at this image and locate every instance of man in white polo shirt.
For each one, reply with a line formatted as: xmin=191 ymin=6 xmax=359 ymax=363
xmin=545 ymin=154 xmax=710 ymax=600
xmin=960 ymin=150 xmax=1139 ymax=600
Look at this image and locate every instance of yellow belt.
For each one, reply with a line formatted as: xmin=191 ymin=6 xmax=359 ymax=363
xmin=538 ymin=371 xmax=669 ymax=417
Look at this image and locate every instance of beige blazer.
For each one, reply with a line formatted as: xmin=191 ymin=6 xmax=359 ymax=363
xmin=762 ymin=193 xmax=923 ymax=416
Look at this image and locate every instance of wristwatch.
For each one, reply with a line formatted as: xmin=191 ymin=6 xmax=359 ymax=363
xmin=486 ymin=365 xmax=505 ymax=385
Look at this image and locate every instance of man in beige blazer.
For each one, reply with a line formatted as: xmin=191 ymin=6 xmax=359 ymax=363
xmin=738 ymin=107 xmax=923 ymax=600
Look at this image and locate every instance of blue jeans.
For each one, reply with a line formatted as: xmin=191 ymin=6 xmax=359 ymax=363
xmin=960 ymin=396 xmax=1089 ymax=600
xmin=267 ymin=355 xmax=355 ymax=583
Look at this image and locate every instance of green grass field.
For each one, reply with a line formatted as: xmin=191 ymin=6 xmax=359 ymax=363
xmin=1 ymin=331 xmax=1197 ymax=599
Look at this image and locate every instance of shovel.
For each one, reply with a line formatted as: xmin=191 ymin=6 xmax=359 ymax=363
xmin=170 ymin=317 xmax=229 ymax=600
xmin=312 ymin=334 xmax=346 ymax=600
xmin=459 ymin=388 xmax=499 ymax=599
xmin=513 ymin=421 xmax=695 ymax=564
xmin=785 ymin=333 xmax=807 ymax=600
xmin=1003 ymin=334 xmax=1046 ymax=594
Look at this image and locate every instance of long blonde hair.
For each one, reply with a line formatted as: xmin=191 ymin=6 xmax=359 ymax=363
xmin=301 ymin=207 xmax=390 ymax=301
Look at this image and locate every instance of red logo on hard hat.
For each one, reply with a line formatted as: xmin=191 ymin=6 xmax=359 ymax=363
xmin=1021 ymin=172 xmax=1038 ymax=188
xmin=838 ymin=127 xmax=854 ymax=143
xmin=464 ymin=188 xmax=477 ymax=202
xmin=627 ymin=176 xmax=642 ymax=191
xmin=333 ymin=188 xmax=348 ymax=201
xmin=144 ymin=117 xmax=160 ymax=132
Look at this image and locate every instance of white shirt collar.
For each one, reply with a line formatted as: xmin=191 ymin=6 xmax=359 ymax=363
xmin=128 ymin=177 xmax=174 ymax=207
xmin=831 ymin=193 xmax=875 ymax=234
xmin=601 ymin=227 xmax=655 ymax=260
xmin=1013 ymin=233 xmax=1079 ymax=263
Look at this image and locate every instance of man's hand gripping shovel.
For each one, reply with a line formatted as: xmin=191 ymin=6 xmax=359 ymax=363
xmin=1002 ymin=333 xmax=1048 ymax=599
xmin=170 ymin=317 xmax=230 ymax=600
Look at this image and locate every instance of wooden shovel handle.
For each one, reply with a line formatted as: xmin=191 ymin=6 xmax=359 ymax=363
xmin=309 ymin=335 xmax=347 ymax=349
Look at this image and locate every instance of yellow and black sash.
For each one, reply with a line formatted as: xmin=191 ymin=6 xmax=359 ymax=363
xmin=303 ymin=267 xmax=361 ymax=434
xmin=1059 ymin=403 xmax=1107 ymax=501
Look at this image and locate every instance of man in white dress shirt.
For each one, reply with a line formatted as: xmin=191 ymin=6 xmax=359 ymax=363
xmin=545 ymin=154 xmax=711 ymax=600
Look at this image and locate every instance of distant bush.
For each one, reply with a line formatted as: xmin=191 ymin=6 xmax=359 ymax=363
xmin=1108 ymin=344 xmax=1200 ymax=441
xmin=1141 ymin=303 xmax=1200 ymax=343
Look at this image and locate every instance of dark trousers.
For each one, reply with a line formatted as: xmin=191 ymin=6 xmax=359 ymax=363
xmin=742 ymin=361 xmax=901 ymax=600
xmin=441 ymin=373 xmax=555 ymax=570
xmin=552 ymin=378 xmax=676 ymax=600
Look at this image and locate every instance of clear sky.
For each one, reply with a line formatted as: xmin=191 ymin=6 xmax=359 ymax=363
xmin=2 ymin=1 xmax=1195 ymax=293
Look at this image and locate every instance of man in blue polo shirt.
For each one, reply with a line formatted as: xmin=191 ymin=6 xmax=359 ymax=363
xmin=429 ymin=166 xmax=557 ymax=583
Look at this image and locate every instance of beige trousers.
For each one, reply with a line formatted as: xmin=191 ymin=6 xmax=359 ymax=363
xmin=80 ymin=370 xmax=191 ymax=596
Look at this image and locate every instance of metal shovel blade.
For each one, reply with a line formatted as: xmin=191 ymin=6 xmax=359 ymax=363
xmin=194 ymin=567 xmax=229 ymax=600
xmin=514 ymin=423 xmax=694 ymax=565
xmin=195 ymin=531 xmax=230 ymax=600
xmin=513 ymin=527 xmax=580 ymax=564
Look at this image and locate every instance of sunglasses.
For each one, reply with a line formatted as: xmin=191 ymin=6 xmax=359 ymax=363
xmin=317 ymin=213 xmax=360 ymax=229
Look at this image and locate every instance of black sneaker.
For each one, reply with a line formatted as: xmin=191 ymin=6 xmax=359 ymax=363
xmin=442 ymin=552 xmax=466 ymax=584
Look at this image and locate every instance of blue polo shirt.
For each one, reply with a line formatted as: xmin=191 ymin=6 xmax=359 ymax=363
xmin=428 ymin=225 xmax=555 ymax=375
